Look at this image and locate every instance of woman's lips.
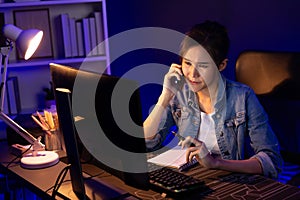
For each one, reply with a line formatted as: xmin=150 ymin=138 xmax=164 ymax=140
xmin=188 ymin=79 xmax=200 ymax=85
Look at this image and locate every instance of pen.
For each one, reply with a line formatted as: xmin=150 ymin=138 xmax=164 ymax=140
xmin=171 ymin=131 xmax=195 ymax=147
xmin=44 ymin=110 xmax=55 ymax=130
xmin=171 ymin=131 xmax=198 ymax=171
xmin=171 ymin=131 xmax=185 ymax=141
xmin=31 ymin=115 xmax=52 ymax=135
xmin=36 ymin=111 xmax=50 ymax=130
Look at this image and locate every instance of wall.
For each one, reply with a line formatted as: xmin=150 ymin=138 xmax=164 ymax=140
xmin=107 ymin=0 xmax=300 ymax=77
xmin=106 ymin=0 xmax=300 ymax=118
xmin=7 ymin=66 xmax=51 ymax=112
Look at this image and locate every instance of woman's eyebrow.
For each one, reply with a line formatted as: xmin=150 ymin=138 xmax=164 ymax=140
xmin=183 ymin=58 xmax=210 ymax=64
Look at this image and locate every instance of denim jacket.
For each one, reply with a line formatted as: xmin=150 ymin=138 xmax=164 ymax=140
xmin=146 ymin=76 xmax=283 ymax=179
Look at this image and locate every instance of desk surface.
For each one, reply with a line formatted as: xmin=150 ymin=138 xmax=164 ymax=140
xmin=1 ymin=141 xmax=300 ymax=200
xmin=0 ymin=141 xmax=71 ymax=199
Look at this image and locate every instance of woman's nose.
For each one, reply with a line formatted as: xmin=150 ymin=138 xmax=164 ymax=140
xmin=190 ymin=65 xmax=200 ymax=77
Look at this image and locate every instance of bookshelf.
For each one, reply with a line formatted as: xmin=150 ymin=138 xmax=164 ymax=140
xmin=0 ymin=0 xmax=110 ymax=74
xmin=0 ymin=0 xmax=110 ymax=120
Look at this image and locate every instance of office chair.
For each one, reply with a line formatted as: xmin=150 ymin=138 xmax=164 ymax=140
xmin=235 ymin=50 xmax=300 ymax=186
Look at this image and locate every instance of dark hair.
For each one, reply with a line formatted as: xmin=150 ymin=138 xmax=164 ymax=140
xmin=179 ymin=20 xmax=230 ymax=67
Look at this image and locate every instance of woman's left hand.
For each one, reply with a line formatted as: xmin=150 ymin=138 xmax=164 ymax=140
xmin=180 ymin=136 xmax=218 ymax=169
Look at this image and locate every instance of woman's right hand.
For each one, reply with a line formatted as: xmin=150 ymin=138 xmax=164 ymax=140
xmin=162 ymin=63 xmax=185 ymax=95
xmin=157 ymin=63 xmax=185 ymax=108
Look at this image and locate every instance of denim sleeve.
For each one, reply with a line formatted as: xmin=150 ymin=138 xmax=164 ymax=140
xmin=252 ymin=152 xmax=281 ymax=179
xmin=246 ymin=89 xmax=283 ymax=178
xmin=145 ymin=105 xmax=176 ymax=151
xmin=145 ymin=134 xmax=161 ymax=150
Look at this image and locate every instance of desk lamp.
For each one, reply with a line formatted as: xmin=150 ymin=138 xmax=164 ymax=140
xmin=0 ymin=24 xmax=59 ymax=169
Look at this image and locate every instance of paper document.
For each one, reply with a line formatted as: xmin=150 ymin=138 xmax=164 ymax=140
xmin=148 ymin=146 xmax=197 ymax=170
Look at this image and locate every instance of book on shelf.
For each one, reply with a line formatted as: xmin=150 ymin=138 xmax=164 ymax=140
xmin=57 ymin=11 xmax=105 ymax=58
xmin=5 ymin=77 xmax=21 ymax=115
xmin=147 ymin=146 xmax=198 ymax=171
xmin=94 ymin=11 xmax=105 ymax=55
xmin=69 ymin=17 xmax=79 ymax=57
xmin=88 ymin=17 xmax=98 ymax=56
xmin=60 ymin=13 xmax=72 ymax=58
xmin=0 ymin=12 xmax=6 ymax=47
xmin=82 ymin=18 xmax=91 ymax=57
xmin=75 ymin=20 xmax=85 ymax=57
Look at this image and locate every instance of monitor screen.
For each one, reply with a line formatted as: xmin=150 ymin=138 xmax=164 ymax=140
xmin=50 ymin=63 xmax=149 ymax=195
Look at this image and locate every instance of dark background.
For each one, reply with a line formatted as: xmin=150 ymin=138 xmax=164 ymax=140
xmin=105 ymin=0 xmax=300 ymax=119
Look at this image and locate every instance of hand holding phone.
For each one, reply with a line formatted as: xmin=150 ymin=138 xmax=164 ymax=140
xmin=163 ymin=64 xmax=185 ymax=94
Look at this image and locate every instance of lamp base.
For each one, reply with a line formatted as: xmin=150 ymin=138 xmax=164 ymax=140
xmin=21 ymin=151 xmax=59 ymax=169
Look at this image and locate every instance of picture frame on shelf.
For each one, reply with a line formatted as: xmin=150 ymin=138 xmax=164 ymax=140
xmin=13 ymin=8 xmax=53 ymax=60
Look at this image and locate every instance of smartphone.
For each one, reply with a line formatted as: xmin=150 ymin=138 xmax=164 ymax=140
xmin=171 ymin=74 xmax=185 ymax=91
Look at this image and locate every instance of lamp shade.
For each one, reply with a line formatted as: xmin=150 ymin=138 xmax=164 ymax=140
xmin=3 ymin=24 xmax=43 ymax=60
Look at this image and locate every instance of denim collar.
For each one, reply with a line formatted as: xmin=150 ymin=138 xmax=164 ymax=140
xmin=184 ymin=74 xmax=227 ymax=112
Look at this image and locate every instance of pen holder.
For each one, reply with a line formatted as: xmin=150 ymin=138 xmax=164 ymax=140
xmin=32 ymin=109 xmax=66 ymax=152
xmin=44 ymin=129 xmax=64 ymax=151
xmin=44 ymin=113 xmax=65 ymax=152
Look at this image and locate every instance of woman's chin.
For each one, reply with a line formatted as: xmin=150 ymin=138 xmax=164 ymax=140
xmin=188 ymin=84 xmax=202 ymax=92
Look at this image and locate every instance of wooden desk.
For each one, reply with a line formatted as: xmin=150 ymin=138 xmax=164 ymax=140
xmin=0 ymin=141 xmax=70 ymax=199
xmin=0 ymin=141 xmax=143 ymax=199
xmin=184 ymin=166 xmax=300 ymax=199
xmin=1 ymin=141 xmax=300 ymax=199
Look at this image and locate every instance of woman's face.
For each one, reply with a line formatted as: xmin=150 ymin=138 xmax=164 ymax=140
xmin=181 ymin=45 xmax=220 ymax=93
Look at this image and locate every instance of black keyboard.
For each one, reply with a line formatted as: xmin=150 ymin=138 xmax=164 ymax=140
xmin=149 ymin=167 xmax=205 ymax=195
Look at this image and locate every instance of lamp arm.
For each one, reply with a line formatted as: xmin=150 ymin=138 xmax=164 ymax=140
xmin=0 ymin=111 xmax=38 ymax=144
xmin=0 ymin=44 xmax=44 ymax=152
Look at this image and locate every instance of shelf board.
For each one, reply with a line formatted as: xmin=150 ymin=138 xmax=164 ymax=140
xmin=0 ymin=0 xmax=102 ymax=8
xmin=8 ymin=56 xmax=107 ymax=68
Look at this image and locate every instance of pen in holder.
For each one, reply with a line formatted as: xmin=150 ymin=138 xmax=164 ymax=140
xmin=31 ymin=110 xmax=65 ymax=152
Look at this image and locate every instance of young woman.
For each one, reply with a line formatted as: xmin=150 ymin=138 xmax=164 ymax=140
xmin=143 ymin=21 xmax=282 ymax=179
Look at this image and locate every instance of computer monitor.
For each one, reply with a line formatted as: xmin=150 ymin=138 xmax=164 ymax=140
xmin=50 ymin=63 xmax=149 ymax=196
xmin=54 ymin=87 xmax=86 ymax=199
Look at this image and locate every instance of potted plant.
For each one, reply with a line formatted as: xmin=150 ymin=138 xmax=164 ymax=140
xmin=43 ymin=81 xmax=55 ymax=109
